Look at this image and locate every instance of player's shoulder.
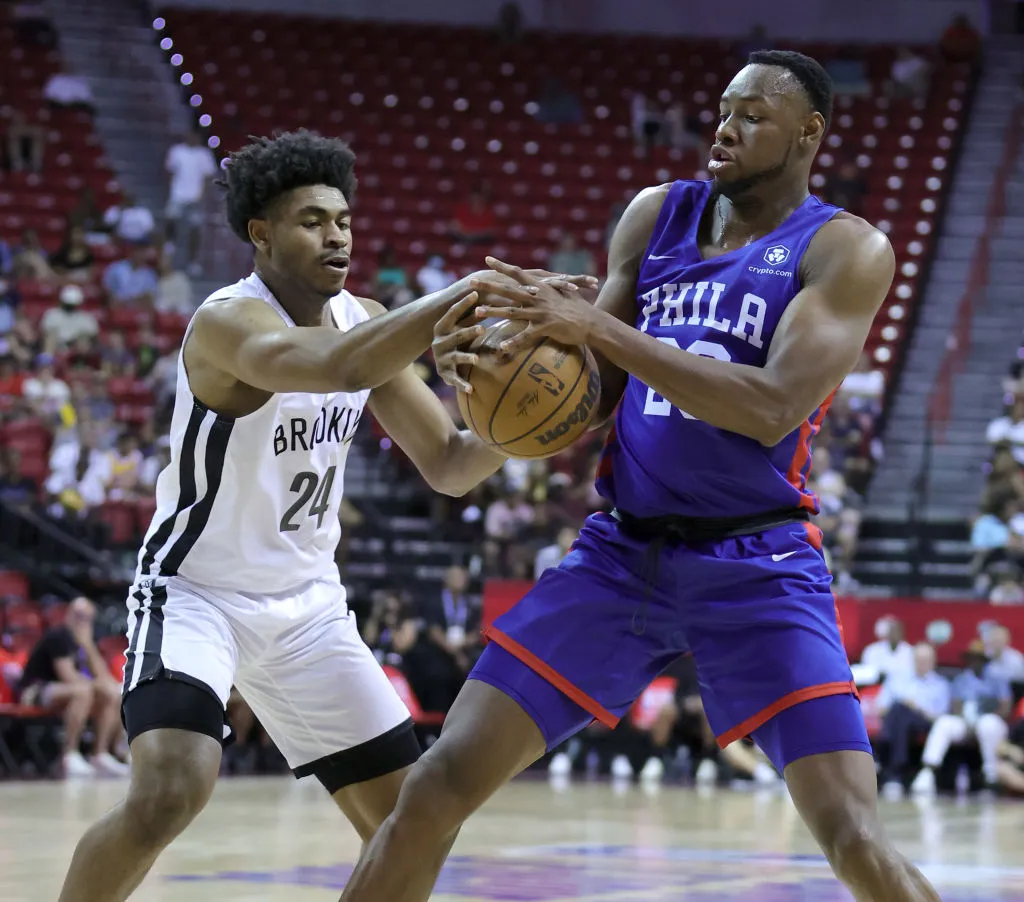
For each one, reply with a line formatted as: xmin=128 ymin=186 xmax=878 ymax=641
xmin=803 ymin=211 xmax=895 ymax=283
xmin=353 ymin=295 xmax=387 ymax=318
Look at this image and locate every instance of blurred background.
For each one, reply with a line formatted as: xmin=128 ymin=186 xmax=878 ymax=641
xmin=1 ymin=0 xmax=1024 ymax=794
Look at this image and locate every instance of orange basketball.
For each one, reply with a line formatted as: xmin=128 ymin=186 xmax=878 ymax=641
xmin=457 ymin=319 xmax=601 ymax=459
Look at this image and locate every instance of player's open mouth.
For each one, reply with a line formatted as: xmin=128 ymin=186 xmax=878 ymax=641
xmin=322 ymin=256 xmax=349 ymax=271
xmin=708 ymin=147 xmax=735 ymax=171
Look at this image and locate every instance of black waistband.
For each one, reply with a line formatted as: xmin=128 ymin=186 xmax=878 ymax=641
xmin=611 ymin=506 xmax=809 ymax=545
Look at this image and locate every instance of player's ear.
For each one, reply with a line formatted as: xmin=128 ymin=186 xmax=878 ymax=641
xmin=803 ymin=112 xmax=826 ymax=148
xmin=248 ymin=217 xmax=271 ymax=254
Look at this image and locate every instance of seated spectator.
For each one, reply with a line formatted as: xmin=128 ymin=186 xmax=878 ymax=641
xmin=4 ymin=111 xmax=45 ymax=174
xmin=154 ymin=252 xmax=194 ymax=315
xmin=878 ymin=642 xmax=950 ymax=792
xmin=164 ymin=131 xmax=217 ymax=272
xmin=140 ymin=436 xmax=171 ymax=493
xmin=911 ymin=640 xmax=1011 ymax=794
xmin=0 ymin=448 xmax=37 ymax=506
xmin=484 ymin=488 xmax=535 ymax=574
xmin=534 ymin=525 xmax=577 ymax=579
xmin=45 ymin=427 xmax=111 ymax=518
xmin=421 ymin=565 xmax=483 ymax=675
xmin=103 ymin=244 xmax=158 ymax=307
xmin=990 ymin=570 xmax=1024 ymax=605
xmin=886 ymin=48 xmax=931 ymax=100
xmin=630 ymin=93 xmax=662 ymax=156
xmin=985 ymin=625 xmax=1024 ymax=683
xmin=970 ymin=493 xmax=1024 ymax=593
xmin=23 ymin=353 xmax=72 ymax=424
xmin=49 ymin=225 xmax=96 ymax=282
xmin=12 ymin=229 xmax=56 ymax=281
xmin=448 ymin=186 xmax=497 ymax=245
xmin=985 ymin=394 xmax=1024 ymax=465
xmin=67 ymin=187 xmax=109 ymax=240
xmin=548 ymin=232 xmax=595 ymax=278
xmin=43 ymin=68 xmax=95 ymax=109
xmin=535 ymin=76 xmax=582 ymax=125
xmin=135 ymin=326 xmax=161 ymax=378
xmin=416 ymin=254 xmax=458 ymax=296
xmin=996 ymin=719 xmax=1024 ymax=794
xmin=16 ymin=597 xmax=129 ymax=777
xmin=12 ymin=0 xmax=57 ymax=46
xmin=0 ymin=355 xmax=26 ymax=398
xmin=41 ymin=285 xmax=99 ymax=354
xmin=811 ymin=449 xmax=861 ymax=587
xmin=825 ymin=161 xmax=870 ymax=217
xmin=103 ymin=193 xmax=155 ymax=245
xmin=859 ymin=617 xmax=914 ymax=683
xmin=105 ymin=432 xmax=144 ymax=501
xmin=662 ymin=103 xmax=709 ymax=160
xmin=372 ymin=245 xmax=414 ymax=308
xmin=7 ymin=310 xmax=42 ymax=365
xmin=145 ymin=345 xmax=178 ymax=421
xmin=99 ymin=330 xmax=134 ymax=375
xmin=939 ymin=14 xmax=981 ymax=65
xmin=985 ymin=444 xmax=1024 ymax=503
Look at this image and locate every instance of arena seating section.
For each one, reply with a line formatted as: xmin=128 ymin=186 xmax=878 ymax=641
xmin=0 ymin=10 xmax=977 ymax=757
xmin=160 ymin=9 xmax=972 ymax=380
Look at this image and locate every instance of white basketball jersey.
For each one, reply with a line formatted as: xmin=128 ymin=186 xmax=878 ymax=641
xmin=135 ymin=273 xmax=370 ymax=594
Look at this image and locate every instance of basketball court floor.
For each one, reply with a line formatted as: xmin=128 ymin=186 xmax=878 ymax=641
xmin=3 ymin=775 xmax=1023 ymax=901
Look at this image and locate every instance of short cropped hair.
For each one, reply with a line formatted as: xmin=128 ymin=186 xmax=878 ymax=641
xmin=748 ymin=49 xmax=833 ymax=132
xmin=219 ymin=129 xmax=357 ymax=243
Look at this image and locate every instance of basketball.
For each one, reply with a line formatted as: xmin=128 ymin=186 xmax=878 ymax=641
xmin=457 ymin=319 xmax=601 ymax=459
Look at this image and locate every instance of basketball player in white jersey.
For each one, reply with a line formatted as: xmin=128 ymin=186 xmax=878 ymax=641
xmin=57 ymin=130 xmax=594 ymax=902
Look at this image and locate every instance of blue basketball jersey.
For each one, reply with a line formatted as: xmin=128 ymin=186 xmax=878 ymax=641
xmin=596 ymin=179 xmax=843 ymax=519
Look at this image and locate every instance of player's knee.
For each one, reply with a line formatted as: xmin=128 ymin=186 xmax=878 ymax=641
xmin=124 ymin=761 xmax=214 ymax=847
xmin=817 ymin=808 xmax=889 ymax=879
xmin=394 ymin=745 xmax=481 ymax=833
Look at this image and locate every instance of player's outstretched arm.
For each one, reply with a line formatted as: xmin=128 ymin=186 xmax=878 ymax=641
xmin=188 ymin=276 xmax=486 ymax=396
xmin=361 ymin=294 xmax=507 ymax=497
xmin=477 ymin=216 xmax=894 ymax=447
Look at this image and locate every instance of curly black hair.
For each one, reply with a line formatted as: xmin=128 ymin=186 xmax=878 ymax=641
xmin=218 ymin=129 xmax=357 ymax=244
xmin=748 ymin=49 xmax=833 ymax=133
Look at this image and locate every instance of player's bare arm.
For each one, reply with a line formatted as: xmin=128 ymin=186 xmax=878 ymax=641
xmin=474 ymin=215 xmax=894 ymax=447
xmin=184 ymin=276 xmax=490 ymax=408
xmin=359 ymin=294 xmax=508 ymax=497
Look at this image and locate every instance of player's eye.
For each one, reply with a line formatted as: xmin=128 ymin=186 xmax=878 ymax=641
xmin=302 ymin=221 xmax=319 ymax=229
xmin=745 ymin=116 xmax=762 ymax=124
xmin=337 ymin=220 xmax=351 ymax=231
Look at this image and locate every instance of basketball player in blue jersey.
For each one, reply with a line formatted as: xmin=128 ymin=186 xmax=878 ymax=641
xmin=340 ymin=52 xmax=942 ymax=902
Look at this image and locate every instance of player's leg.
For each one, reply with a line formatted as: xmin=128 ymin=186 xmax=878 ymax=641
xmin=755 ymin=697 xmax=940 ymax=902
xmin=233 ymin=577 xmax=422 ymax=843
xmin=340 ymin=513 xmax=679 ymax=902
xmin=341 ymin=670 xmax=550 ymax=901
xmin=686 ymin=522 xmax=941 ymax=902
xmin=58 ymin=582 xmax=237 ymax=902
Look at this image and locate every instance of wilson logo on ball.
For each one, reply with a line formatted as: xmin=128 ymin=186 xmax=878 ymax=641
xmin=535 ymin=370 xmax=600 ymax=447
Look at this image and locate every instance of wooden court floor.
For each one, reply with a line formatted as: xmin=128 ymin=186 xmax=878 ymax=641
xmin=4 ymin=775 xmax=1024 ymax=901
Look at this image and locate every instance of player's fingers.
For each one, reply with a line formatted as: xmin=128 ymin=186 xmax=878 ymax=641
xmin=542 ymin=279 xmax=578 ymax=294
xmin=438 ymin=291 xmax=480 ymax=332
xmin=564 ymin=274 xmax=600 ymax=289
xmin=469 ymin=279 xmax=536 ymax=305
xmin=485 ymin=256 xmax=539 ymax=287
xmin=434 ymin=324 xmax=485 ymax=351
xmin=439 ymin=367 xmax=474 ymax=393
xmin=475 ymin=304 xmax=538 ymax=320
xmin=438 ymin=351 xmax=479 ymax=367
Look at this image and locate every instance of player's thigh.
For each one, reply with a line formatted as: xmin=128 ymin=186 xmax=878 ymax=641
xmin=235 ymin=589 xmax=419 ymax=794
xmin=476 ymin=515 xmax=685 ymax=752
xmin=685 ymin=556 xmax=861 ymax=769
xmin=122 ymin=578 xmax=238 ymax=747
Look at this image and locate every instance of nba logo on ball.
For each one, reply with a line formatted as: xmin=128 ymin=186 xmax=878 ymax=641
xmin=764 ymin=245 xmax=790 ymax=266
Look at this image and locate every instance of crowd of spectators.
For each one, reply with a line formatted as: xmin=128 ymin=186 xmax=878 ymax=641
xmin=971 ymin=338 xmax=1024 ymax=602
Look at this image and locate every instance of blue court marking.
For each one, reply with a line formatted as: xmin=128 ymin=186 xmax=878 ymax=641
xmin=168 ymin=846 xmax=1024 ymax=900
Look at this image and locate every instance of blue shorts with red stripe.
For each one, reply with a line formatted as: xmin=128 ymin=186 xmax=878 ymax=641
xmin=471 ymin=512 xmax=869 ymax=773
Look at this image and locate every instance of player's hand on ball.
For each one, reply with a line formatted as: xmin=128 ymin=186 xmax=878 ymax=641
xmin=432 ymin=289 xmax=487 ymax=393
xmin=470 ymin=257 xmax=598 ymax=352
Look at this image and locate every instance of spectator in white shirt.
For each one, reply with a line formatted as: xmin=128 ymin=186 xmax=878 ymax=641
xmin=43 ymin=70 xmax=94 ymax=109
xmin=416 ymin=255 xmax=458 ymax=296
xmin=887 ymin=48 xmax=931 ymax=100
xmin=164 ymin=132 xmax=216 ymax=272
xmin=23 ymin=353 xmax=71 ymax=422
xmin=534 ymin=526 xmax=578 ymax=580
xmin=986 ymin=625 xmax=1024 ymax=683
xmin=860 ymin=618 xmax=914 ymax=683
xmin=986 ymin=395 xmax=1024 ymax=466
xmin=103 ymin=193 xmax=155 ymax=245
xmin=878 ymin=642 xmax=950 ymax=791
xmin=45 ymin=428 xmax=111 ymax=517
xmin=41 ymin=285 xmax=98 ymax=354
